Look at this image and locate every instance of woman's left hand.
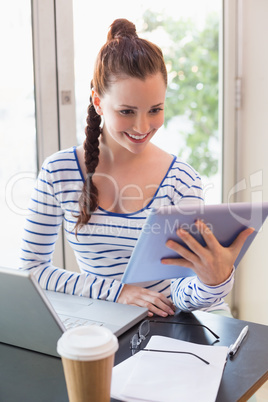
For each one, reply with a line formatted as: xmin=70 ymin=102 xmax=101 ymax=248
xmin=161 ymin=220 xmax=254 ymax=286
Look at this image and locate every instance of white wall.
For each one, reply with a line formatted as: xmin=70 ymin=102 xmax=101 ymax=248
xmin=226 ymin=0 xmax=268 ymax=325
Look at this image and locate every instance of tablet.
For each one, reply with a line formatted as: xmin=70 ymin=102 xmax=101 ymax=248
xmin=121 ymin=202 xmax=268 ymax=283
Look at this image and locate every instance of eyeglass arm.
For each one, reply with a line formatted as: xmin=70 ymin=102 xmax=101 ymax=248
xmin=151 ymin=320 xmax=220 ymax=340
xmin=141 ymin=348 xmax=210 ymax=365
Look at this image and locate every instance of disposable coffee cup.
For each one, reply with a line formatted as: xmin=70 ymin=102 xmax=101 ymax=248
xmin=57 ymin=325 xmax=118 ymax=402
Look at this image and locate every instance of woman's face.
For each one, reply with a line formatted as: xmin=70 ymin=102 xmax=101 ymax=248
xmin=93 ymin=72 xmax=166 ymax=154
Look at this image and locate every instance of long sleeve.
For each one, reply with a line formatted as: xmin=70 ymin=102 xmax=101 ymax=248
xmin=20 ymin=150 xmax=124 ymax=302
xmin=170 ymin=269 xmax=235 ymax=312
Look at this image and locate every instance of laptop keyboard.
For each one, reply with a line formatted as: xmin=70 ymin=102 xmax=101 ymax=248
xmin=58 ymin=315 xmax=104 ymax=330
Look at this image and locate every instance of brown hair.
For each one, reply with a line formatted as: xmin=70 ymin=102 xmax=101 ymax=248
xmin=75 ymin=19 xmax=167 ymax=231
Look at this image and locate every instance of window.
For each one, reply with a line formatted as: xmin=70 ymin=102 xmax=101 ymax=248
xmin=0 ymin=1 xmax=37 ymax=268
xmin=72 ymin=0 xmax=222 ymax=204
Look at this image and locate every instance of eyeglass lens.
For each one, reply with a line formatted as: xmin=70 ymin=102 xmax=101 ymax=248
xmin=131 ymin=320 xmax=150 ymax=352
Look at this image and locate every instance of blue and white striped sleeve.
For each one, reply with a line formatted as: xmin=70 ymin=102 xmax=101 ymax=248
xmin=170 ymin=268 xmax=235 ymax=311
xmin=168 ymin=158 xmax=204 ymax=206
xmin=20 ymin=156 xmax=124 ymax=302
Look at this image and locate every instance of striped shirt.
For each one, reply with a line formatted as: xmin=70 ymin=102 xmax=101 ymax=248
xmin=20 ymin=147 xmax=233 ymax=311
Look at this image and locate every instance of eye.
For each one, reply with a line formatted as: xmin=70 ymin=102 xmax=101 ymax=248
xmin=119 ymin=109 xmax=135 ymax=115
xmin=149 ymin=107 xmax=163 ymax=114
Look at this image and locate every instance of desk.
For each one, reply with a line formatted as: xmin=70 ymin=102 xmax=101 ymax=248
xmin=0 ymin=310 xmax=267 ymax=402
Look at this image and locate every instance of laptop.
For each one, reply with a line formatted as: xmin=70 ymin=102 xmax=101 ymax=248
xmin=0 ymin=267 xmax=147 ymax=357
xmin=122 ymin=201 xmax=268 ymax=284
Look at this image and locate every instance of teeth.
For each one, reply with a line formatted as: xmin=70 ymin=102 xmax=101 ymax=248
xmin=127 ymin=133 xmax=148 ymax=140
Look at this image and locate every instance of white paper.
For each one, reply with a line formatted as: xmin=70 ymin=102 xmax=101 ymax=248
xmin=111 ymin=335 xmax=228 ymax=402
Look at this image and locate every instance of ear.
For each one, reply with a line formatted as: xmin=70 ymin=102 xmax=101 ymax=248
xmin=92 ymin=89 xmax=103 ymax=115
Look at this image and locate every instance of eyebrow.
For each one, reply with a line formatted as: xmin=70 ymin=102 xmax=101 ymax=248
xmin=119 ymin=103 xmax=164 ymax=109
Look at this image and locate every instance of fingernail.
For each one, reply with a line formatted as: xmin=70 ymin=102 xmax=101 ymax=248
xmin=177 ymin=228 xmax=187 ymax=236
xmin=161 ymin=312 xmax=168 ymax=317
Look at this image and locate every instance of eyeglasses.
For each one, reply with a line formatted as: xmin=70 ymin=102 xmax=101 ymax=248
xmin=130 ymin=319 xmax=220 ymax=365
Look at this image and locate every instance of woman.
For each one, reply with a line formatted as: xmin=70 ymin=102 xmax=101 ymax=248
xmin=20 ymin=19 xmax=253 ymax=317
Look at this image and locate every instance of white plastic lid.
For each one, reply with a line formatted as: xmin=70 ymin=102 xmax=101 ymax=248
xmin=57 ymin=326 xmax=118 ymax=361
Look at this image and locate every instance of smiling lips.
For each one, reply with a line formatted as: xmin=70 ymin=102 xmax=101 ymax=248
xmin=124 ymin=131 xmax=151 ymax=142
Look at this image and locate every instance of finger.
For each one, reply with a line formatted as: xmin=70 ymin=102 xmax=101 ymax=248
xmin=138 ymin=299 xmax=169 ymax=317
xmin=158 ymin=294 xmax=176 ymax=311
xmin=161 ymin=256 xmax=194 ymax=269
xmin=194 ymin=219 xmax=220 ymax=251
xmin=229 ymin=227 xmax=255 ymax=258
xmin=166 ymin=239 xmax=198 ymax=264
xmin=139 ymin=291 xmax=175 ymax=316
xmin=144 ymin=293 xmax=175 ymax=316
xmin=118 ymin=285 xmax=175 ymax=316
xmin=155 ymin=297 xmax=175 ymax=314
xmin=123 ymin=297 xmax=166 ymax=316
xmin=127 ymin=292 xmax=174 ymax=317
xmin=153 ymin=291 xmax=176 ymax=311
xmin=174 ymin=228 xmax=206 ymax=259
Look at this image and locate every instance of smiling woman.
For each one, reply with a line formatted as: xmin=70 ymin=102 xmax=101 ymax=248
xmin=20 ymin=17 xmax=252 ymax=319
xmin=72 ymin=0 xmax=223 ymax=204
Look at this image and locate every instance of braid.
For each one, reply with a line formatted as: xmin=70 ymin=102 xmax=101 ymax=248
xmin=75 ymin=18 xmax=167 ymax=232
xmin=75 ymin=100 xmax=101 ymax=232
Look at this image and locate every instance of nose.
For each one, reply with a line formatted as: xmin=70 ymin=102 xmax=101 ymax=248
xmin=133 ymin=114 xmax=150 ymax=134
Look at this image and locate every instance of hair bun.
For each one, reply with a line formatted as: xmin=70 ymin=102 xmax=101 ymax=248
xmin=107 ymin=19 xmax=138 ymax=41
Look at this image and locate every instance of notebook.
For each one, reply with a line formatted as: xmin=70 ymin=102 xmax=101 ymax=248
xmin=0 ymin=267 xmax=147 ymax=357
xmin=122 ymin=201 xmax=268 ymax=283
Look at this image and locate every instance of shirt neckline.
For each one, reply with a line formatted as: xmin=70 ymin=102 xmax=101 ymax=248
xmin=73 ymin=146 xmax=176 ymax=217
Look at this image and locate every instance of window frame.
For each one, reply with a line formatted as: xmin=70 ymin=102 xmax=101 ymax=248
xmin=32 ymin=0 xmax=77 ymax=270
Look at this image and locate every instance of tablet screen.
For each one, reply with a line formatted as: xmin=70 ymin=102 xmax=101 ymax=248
xmin=122 ymin=202 xmax=268 ymax=283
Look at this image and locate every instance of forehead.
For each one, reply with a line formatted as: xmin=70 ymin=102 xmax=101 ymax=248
xmin=103 ymin=72 xmax=167 ymax=105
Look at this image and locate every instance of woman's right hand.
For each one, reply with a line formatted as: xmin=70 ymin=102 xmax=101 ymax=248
xmin=117 ymin=284 xmax=175 ymax=317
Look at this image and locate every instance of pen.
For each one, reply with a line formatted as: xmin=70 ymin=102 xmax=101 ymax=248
xmin=229 ymin=325 xmax=249 ymax=357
